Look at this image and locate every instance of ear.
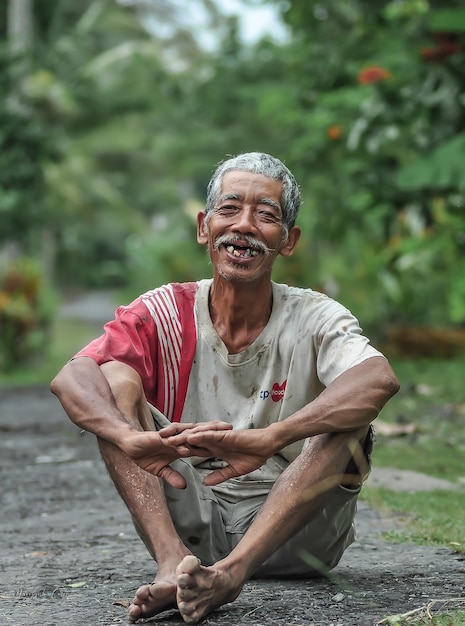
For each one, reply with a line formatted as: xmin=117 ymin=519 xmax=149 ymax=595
xmin=279 ymin=226 xmax=301 ymax=257
xmin=197 ymin=212 xmax=209 ymax=245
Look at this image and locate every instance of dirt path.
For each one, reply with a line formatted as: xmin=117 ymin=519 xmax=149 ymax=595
xmin=1 ymin=386 xmax=464 ymax=626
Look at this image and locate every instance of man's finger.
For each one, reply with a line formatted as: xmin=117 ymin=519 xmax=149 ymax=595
xmin=163 ymin=432 xmax=204 ymax=449
xmin=185 ymin=430 xmax=227 ymax=446
xmin=158 ymin=423 xmax=195 ymax=438
xmin=159 ymin=466 xmax=187 ymax=490
xmin=174 ymin=444 xmax=191 ymax=456
xmin=202 ymin=466 xmax=235 ymax=486
xmin=175 ymin=443 xmax=210 ymax=457
xmin=188 ymin=421 xmax=233 ymax=433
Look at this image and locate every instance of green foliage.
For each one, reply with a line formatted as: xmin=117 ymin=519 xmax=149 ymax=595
xmin=0 ymin=258 xmax=57 ymax=371
xmin=263 ymin=0 xmax=465 ymax=330
xmin=1 ymin=0 xmax=196 ymax=286
xmin=396 ymin=133 xmax=465 ymax=192
xmin=122 ymin=212 xmax=211 ymax=300
xmin=0 ymin=47 xmax=49 ymax=247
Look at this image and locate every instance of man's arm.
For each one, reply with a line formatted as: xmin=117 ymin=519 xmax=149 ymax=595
xmin=50 ymin=357 xmax=198 ymax=487
xmin=168 ymin=356 xmax=399 ymax=485
xmin=270 ymin=355 xmax=400 ymax=446
xmin=51 ymin=357 xmax=137 ymax=443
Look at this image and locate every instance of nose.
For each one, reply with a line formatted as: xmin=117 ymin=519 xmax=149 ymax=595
xmin=231 ymin=206 xmax=258 ymax=234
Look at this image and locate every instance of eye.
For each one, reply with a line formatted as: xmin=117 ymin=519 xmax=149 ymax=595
xmin=215 ymin=204 xmax=240 ymax=215
xmin=256 ymin=209 xmax=281 ymax=224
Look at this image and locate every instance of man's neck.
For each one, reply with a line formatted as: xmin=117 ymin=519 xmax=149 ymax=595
xmin=208 ymin=278 xmax=273 ymax=354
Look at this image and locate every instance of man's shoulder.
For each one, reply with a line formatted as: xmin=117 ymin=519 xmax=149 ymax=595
xmin=273 ymin=282 xmax=333 ymax=306
xmin=273 ymin=282 xmax=353 ymax=324
xmin=139 ymin=281 xmax=202 ymax=307
xmin=135 ymin=281 xmax=208 ymax=326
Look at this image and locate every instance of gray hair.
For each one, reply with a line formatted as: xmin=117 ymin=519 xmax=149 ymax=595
xmin=205 ymin=152 xmax=301 ymax=231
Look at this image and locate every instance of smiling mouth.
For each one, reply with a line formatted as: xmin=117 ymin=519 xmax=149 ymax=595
xmin=225 ymin=244 xmax=260 ymax=258
xmin=213 ymin=234 xmax=271 ymax=257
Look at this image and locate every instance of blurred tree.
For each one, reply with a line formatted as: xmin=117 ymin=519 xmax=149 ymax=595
xmin=1 ymin=0 xmax=217 ymax=287
xmin=0 ymin=0 xmax=45 ymax=258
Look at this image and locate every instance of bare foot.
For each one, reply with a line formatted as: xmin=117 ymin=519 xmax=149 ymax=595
xmin=176 ymin=555 xmax=242 ymax=624
xmin=128 ymin=574 xmax=177 ymax=623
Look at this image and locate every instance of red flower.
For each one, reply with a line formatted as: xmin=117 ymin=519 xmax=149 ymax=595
xmin=327 ymin=125 xmax=342 ymax=140
xmin=420 ymin=41 xmax=461 ymax=62
xmin=357 ymin=65 xmax=392 ymax=85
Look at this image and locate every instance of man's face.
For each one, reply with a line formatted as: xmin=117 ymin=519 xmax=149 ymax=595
xmin=197 ymin=170 xmax=299 ymax=284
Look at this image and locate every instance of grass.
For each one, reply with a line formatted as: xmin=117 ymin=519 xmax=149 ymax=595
xmin=362 ymin=487 xmax=465 ymax=553
xmin=378 ymin=611 xmax=465 ymax=625
xmin=361 ymin=353 xmax=465 ymax=554
xmin=375 ymin=355 xmax=465 ymax=482
xmin=366 ymin=354 xmax=465 ymax=626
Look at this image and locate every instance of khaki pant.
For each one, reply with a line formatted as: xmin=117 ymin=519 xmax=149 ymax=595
xmin=146 ymin=406 xmax=370 ymax=578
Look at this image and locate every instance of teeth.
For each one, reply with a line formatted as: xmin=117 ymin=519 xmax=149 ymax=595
xmin=226 ymin=244 xmax=259 ymax=258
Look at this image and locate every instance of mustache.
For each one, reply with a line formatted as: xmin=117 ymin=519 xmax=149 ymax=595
xmin=212 ymin=234 xmax=274 ymax=255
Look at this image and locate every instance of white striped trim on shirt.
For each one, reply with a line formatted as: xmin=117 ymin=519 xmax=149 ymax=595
xmin=142 ymin=285 xmax=182 ymax=420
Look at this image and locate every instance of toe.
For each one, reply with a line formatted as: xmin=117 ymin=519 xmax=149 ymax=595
xmin=177 ymin=555 xmax=201 ymax=575
xmin=178 ymin=602 xmax=197 ymax=623
xmin=133 ymin=583 xmax=151 ymax=603
xmin=177 ymin=574 xmax=191 ymax=589
xmin=128 ymin=604 xmax=141 ymax=622
xmin=182 ymin=612 xmax=201 ymax=625
xmin=177 ymin=586 xmax=196 ymax=602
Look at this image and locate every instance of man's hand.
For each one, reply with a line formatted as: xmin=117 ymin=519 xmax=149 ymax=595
xmin=120 ymin=430 xmax=193 ymax=489
xmin=163 ymin=426 xmax=277 ymax=486
xmin=120 ymin=422 xmax=234 ymax=488
xmin=158 ymin=420 xmax=233 ymax=440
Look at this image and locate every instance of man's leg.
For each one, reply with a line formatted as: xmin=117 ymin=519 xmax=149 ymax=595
xmin=252 ymin=425 xmax=373 ymax=578
xmin=96 ymin=362 xmax=191 ymax=622
xmin=176 ymin=427 xmax=370 ymax=624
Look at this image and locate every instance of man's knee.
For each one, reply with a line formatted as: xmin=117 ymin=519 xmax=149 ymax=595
xmin=302 ymin=426 xmax=372 ymax=485
xmin=342 ymin=425 xmax=373 ymax=484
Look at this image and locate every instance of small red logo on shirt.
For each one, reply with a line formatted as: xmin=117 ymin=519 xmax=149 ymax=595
xmin=271 ymin=380 xmax=287 ymax=402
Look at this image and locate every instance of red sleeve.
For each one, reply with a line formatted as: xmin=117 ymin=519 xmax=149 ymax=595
xmin=73 ymin=298 xmax=160 ymax=406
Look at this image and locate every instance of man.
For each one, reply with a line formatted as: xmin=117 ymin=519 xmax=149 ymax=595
xmin=51 ymin=152 xmax=399 ymax=624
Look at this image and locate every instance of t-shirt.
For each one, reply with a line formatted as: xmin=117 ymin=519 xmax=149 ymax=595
xmin=75 ymin=279 xmax=383 ymax=497
xmin=75 ymin=281 xmax=198 ymax=423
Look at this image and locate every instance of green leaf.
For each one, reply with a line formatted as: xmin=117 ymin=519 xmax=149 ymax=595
xmin=395 ymin=133 xmax=465 ymax=191
xmin=427 ymin=9 xmax=465 ymax=33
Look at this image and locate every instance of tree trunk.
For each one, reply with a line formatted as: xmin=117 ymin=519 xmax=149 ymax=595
xmin=8 ymin=0 xmax=33 ymax=54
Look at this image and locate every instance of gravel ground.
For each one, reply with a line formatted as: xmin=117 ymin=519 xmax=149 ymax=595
xmin=1 ymin=386 xmax=464 ymax=626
